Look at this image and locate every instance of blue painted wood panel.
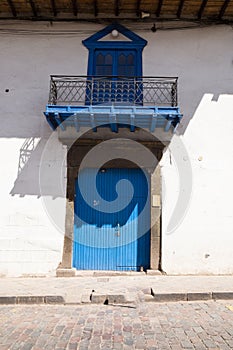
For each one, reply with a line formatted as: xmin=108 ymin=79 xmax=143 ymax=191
xmin=73 ymin=168 xmax=150 ymax=271
xmin=89 ymin=49 xmax=139 ymax=105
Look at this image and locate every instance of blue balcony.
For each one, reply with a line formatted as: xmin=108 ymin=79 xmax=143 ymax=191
xmin=44 ymin=75 xmax=182 ymax=133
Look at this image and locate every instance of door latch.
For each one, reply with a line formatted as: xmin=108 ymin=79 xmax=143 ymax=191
xmin=115 ymin=223 xmax=120 ymax=237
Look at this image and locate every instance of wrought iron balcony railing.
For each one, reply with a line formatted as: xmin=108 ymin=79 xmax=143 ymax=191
xmin=48 ymin=75 xmax=178 ymax=107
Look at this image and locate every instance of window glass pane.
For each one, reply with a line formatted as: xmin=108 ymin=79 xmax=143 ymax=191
xmin=105 ymin=54 xmax=113 ymax=64
xmin=127 ymin=54 xmax=134 ymax=65
xmin=96 ymin=54 xmax=104 ymax=65
xmin=118 ymin=54 xmax=126 ymax=65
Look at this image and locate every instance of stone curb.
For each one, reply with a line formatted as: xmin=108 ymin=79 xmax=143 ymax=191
xmin=0 ymin=291 xmax=233 ymax=305
xmin=148 ymin=291 xmax=233 ymax=302
xmin=0 ymin=294 xmax=133 ymax=305
xmin=0 ymin=296 xmax=65 ymax=305
xmin=212 ymin=292 xmax=233 ymax=300
xmin=90 ymin=293 xmax=135 ymax=304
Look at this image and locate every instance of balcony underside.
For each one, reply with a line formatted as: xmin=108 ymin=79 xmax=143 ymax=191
xmin=44 ymin=105 xmax=182 ymax=133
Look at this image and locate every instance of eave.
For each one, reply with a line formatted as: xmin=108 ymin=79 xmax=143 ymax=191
xmin=0 ymin=0 xmax=232 ymax=22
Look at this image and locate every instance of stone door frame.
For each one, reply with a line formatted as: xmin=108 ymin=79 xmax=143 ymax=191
xmin=57 ymin=138 xmax=163 ymax=276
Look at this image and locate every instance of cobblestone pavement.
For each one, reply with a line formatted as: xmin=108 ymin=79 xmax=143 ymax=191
xmin=0 ymin=301 xmax=233 ymax=350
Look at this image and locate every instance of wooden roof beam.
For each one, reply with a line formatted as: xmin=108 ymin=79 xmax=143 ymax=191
xmin=219 ymin=0 xmax=230 ymax=19
xmin=136 ymin=0 xmax=141 ymax=17
xmin=71 ymin=0 xmax=78 ymax=16
xmin=177 ymin=0 xmax=185 ymax=18
xmin=156 ymin=0 xmax=163 ymax=17
xmin=94 ymin=0 xmax=98 ymax=17
xmin=28 ymin=0 xmax=37 ymax=17
xmin=7 ymin=0 xmax=17 ymax=17
xmin=198 ymin=0 xmax=208 ymax=19
xmin=115 ymin=0 xmax=120 ymax=16
xmin=50 ymin=0 xmax=57 ymax=16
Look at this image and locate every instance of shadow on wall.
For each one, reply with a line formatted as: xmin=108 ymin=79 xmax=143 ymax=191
xmin=8 ymin=91 xmax=233 ymax=198
xmin=10 ymin=137 xmax=47 ymax=197
xmin=10 ymin=135 xmax=66 ymax=198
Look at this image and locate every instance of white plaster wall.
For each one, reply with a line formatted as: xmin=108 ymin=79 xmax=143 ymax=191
xmin=142 ymin=24 xmax=233 ymax=274
xmin=0 ymin=136 xmax=66 ymax=276
xmin=161 ymin=94 xmax=233 ymax=274
xmin=0 ymin=21 xmax=232 ymax=275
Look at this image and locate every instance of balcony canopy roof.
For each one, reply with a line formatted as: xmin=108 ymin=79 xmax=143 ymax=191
xmin=0 ymin=0 xmax=232 ymax=22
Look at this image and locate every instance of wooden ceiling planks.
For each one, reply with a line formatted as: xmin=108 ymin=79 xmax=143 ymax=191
xmin=139 ymin=0 xmax=159 ymax=14
xmin=204 ymin=0 xmax=226 ymax=18
xmin=76 ymin=0 xmax=95 ymax=15
xmin=4 ymin=0 xmax=17 ymax=17
xmin=0 ymin=0 xmax=232 ymax=20
xmin=50 ymin=0 xmax=57 ymax=16
xmin=52 ymin=0 xmax=72 ymax=14
xmin=136 ymin=0 xmax=141 ymax=16
xmin=116 ymin=0 xmax=137 ymax=14
xmin=198 ymin=0 xmax=209 ymax=19
xmin=115 ymin=0 xmax=120 ymax=16
xmin=181 ymin=0 xmax=203 ymax=18
xmin=12 ymin=0 xmax=34 ymax=16
xmin=156 ymin=0 xmax=163 ymax=17
xmin=219 ymin=0 xmax=232 ymax=17
xmin=71 ymin=0 xmax=78 ymax=16
xmin=177 ymin=0 xmax=185 ymax=18
xmin=160 ymin=0 xmax=181 ymax=17
xmin=97 ymin=0 xmax=117 ymax=15
xmin=224 ymin=0 xmax=233 ymax=16
xmin=28 ymin=0 xmax=38 ymax=16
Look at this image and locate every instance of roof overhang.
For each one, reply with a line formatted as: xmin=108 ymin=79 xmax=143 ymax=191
xmin=0 ymin=0 xmax=232 ymax=22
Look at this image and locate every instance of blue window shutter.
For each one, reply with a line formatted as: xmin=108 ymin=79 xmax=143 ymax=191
xmin=83 ymin=24 xmax=147 ymax=105
xmin=83 ymin=23 xmax=147 ymax=77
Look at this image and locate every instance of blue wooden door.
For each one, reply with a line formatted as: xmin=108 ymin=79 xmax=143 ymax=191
xmin=73 ymin=168 xmax=150 ymax=271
